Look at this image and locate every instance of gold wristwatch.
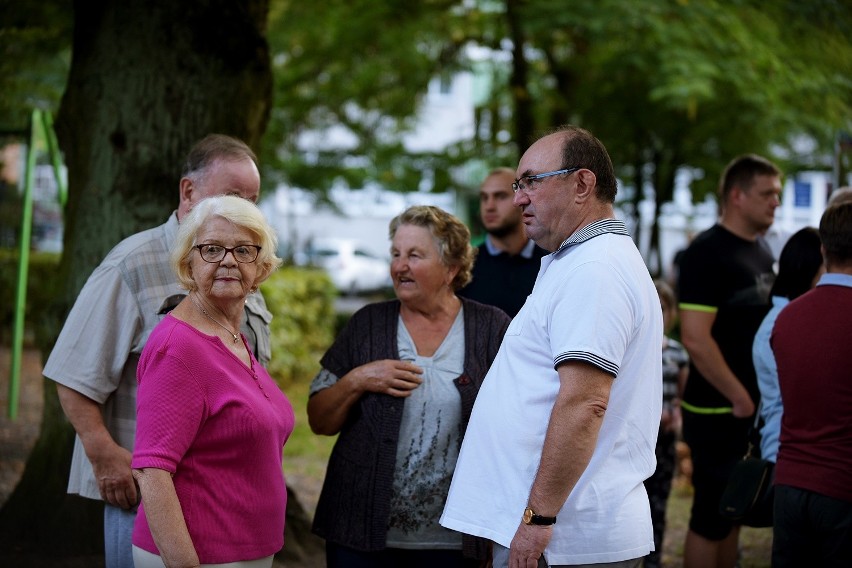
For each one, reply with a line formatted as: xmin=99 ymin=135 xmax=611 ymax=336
xmin=522 ymin=506 xmax=557 ymax=526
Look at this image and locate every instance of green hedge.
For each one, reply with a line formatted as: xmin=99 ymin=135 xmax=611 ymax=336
xmin=261 ymin=266 xmax=338 ymax=388
xmin=0 ymin=249 xmax=61 ymax=345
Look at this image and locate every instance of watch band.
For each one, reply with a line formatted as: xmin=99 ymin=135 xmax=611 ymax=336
xmin=523 ymin=506 xmax=557 ymax=526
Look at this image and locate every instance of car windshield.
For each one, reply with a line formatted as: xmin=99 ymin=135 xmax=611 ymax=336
xmin=354 ymin=249 xmax=377 ymax=258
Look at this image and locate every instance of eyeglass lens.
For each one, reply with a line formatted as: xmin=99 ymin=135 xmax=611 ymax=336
xmin=198 ymin=244 xmax=259 ymax=263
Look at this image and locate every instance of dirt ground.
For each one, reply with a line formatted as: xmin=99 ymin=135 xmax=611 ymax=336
xmin=0 ymin=347 xmax=43 ymax=508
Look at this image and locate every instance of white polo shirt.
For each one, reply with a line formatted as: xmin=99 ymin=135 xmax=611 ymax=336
xmin=440 ymin=219 xmax=662 ymax=565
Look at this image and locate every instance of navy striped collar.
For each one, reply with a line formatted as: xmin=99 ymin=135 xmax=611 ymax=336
xmin=555 ymin=218 xmax=630 ymax=253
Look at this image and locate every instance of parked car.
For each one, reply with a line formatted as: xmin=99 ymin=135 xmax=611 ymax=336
xmin=303 ymin=237 xmax=392 ymax=295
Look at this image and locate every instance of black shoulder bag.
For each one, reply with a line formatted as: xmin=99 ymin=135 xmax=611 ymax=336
xmin=718 ymin=404 xmax=775 ymax=527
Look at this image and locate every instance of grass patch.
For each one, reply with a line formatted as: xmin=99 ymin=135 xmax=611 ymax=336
xmin=283 ymin=378 xmax=335 ymax=476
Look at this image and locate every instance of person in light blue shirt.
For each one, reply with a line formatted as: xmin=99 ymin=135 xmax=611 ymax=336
xmin=752 ymin=227 xmax=823 ymax=461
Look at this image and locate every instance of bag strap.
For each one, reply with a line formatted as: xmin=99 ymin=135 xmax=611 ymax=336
xmin=744 ymin=400 xmax=763 ymax=460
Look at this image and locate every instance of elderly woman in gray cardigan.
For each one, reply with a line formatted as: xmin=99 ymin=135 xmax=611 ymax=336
xmin=308 ymin=206 xmax=511 ymax=568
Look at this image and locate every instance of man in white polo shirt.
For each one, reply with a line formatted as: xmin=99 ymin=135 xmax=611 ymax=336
xmin=441 ymin=125 xmax=662 ymax=568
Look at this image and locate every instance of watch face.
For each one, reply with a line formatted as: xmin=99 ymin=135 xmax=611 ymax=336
xmin=522 ymin=507 xmax=556 ymax=525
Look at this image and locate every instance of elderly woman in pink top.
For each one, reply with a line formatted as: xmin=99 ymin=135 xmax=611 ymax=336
xmin=132 ymin=195 xmax=294 ymax=568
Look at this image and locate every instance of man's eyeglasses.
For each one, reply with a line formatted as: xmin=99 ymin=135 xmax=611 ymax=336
xmin=512 ymin=167 xmax=581 ymax=193
xmin=195 ymin=244 xmax=261 ymax=264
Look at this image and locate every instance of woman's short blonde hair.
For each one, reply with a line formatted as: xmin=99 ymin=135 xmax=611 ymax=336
xmin=388 ymin=205 xmax=476 ymax=290
xmin=171 ymin=195 xmax=282 ymax=291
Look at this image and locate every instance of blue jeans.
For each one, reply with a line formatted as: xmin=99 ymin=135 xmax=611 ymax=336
xmin=104 ymin=503 xmax=136 ymax=568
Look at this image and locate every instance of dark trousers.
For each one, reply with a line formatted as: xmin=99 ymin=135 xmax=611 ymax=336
xmin=643 ymin=429 xmax=676 ymax=568
xmin=681 ymin=410 xmax=749 ymax=540
xmin=772 ymin=484 xmax=852 ymax=568
xmin=325 ymin=541 xmax=479 ymax=568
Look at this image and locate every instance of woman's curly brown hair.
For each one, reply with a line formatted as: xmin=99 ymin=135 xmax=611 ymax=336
xmin=389 ymin=205 xmax=476 ymax=291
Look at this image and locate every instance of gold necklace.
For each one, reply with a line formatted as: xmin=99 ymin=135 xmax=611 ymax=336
xmin=190 ymin=293 xmax=239 ymax=343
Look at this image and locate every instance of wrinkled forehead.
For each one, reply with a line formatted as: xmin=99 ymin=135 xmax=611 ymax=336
xmin=198 ymin=158 xmax=260 ymax=199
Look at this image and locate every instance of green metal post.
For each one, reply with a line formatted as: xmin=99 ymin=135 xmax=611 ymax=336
xmin=7 ymin=110 xmax=39 ymax=419
xmin=40 ymin=111 xmax=67 ymax=207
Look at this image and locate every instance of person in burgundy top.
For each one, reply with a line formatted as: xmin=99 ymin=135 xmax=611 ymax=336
xmin=771 ymin=202 xmax=852 ymax=567
xmin=132 ymin=195 xmax=294 ymax=568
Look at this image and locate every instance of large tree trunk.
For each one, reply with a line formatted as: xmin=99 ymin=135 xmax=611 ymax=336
xmin=56 ymin=0 xmax=271 ymax=292
xmin=0 ymin=1 xmax=318 ymax=563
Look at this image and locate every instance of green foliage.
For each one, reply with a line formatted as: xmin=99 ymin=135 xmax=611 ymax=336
xmin=471 ymin=0 xmax=852 ymax=273
xmin=259 ymin=268 xmax=359 ymax=483
xmin=260 ymin=0 xmax=852 ymax=216
xmin=260 ymin=266 xmax=338 ymax=388
xmin=0 ymin=249 xmax=61 ymax=344
xmin=281 ymin=377 xmax=336 ymax=478
xmin=261 ymin=0 xmax=481 ymax=196
xmin=0 ymin=0 xmax=72 ymax=130
xmin=264 ymin=0 xmax=852 ymax=278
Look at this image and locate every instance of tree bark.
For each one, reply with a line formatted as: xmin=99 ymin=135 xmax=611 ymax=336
xmin=506 ymin=0 xmax=535 ymax=156
xmin=0 ymin=1 xmax=325 ymax=562
xmin=55 ymin=0 xmax=272 ymax=294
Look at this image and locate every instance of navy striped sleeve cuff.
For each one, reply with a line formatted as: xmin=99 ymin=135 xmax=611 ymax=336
xmin=554 ymin=351 xmax=619 ymax=377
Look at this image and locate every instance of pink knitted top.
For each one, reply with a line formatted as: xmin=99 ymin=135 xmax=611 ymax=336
xmin=132 ymin=314 xmax=294 ymax=563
